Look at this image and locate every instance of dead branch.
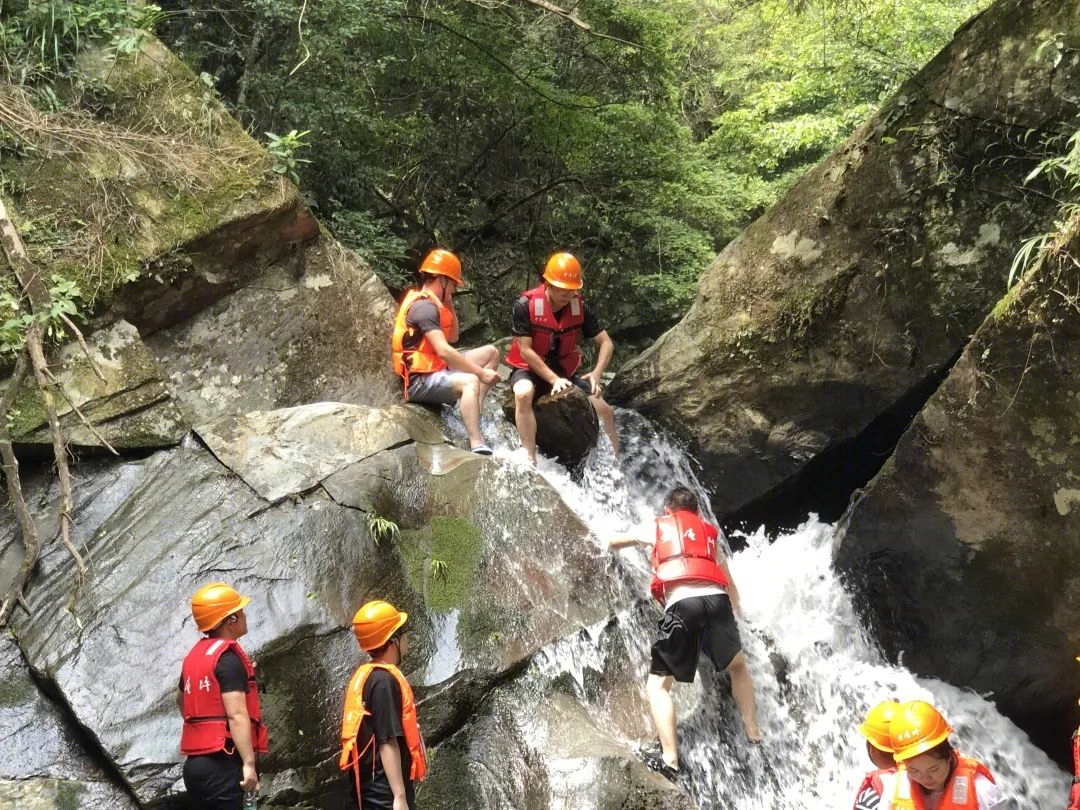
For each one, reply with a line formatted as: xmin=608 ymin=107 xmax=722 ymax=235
xmin=0 ymin=348 xmax=36 ymax=625
xmin=57 ymin=313 xmax=106 ymax=383
xmin=0 ymin=197 xmax=86 ymax=625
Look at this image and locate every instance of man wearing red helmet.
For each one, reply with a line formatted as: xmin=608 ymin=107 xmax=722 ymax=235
xmin=505 ymin=252 xmax=618 ymax=463
xmin=177 ymin=583 xmax=268 ymax=809
xmin=340 ymin=601 xmax=426 ymax=810
xmin=391 ymin=249 xmax=501 ymax=455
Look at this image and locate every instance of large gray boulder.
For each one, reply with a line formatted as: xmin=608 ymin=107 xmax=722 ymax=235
xmin=0 ymin=636 xmax=137 ymax=810
xmin=501 ymin=387 xmax=600 ymax=471
xmin=610 ymin=0 xmax=1080 ymax=520
xmin=4 ymin=403 xmax=655 ymax=807
xmin=835 ymin=216 xmax=1080 ymax=759
xmin=5 ymin=320 xmax=187 ymax=450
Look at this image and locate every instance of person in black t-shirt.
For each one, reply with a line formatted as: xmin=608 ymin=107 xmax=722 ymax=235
xmin=340 ymin=601 xmax=427 ymax=810
xmin=505 ymin=252 xmax=618 ymax=463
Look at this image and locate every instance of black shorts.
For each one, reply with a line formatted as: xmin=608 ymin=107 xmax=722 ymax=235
xmin=650 ymin=593 xmax=742 ymax=683
xmin=509 ymin=368 xmax=591 ymax=399
xmin=183 ymin=751 xmax=243 ymax=809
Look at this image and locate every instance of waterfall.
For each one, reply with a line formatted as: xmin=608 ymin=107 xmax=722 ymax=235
xmin=443 ymin=402 xmax=1070 ymax=808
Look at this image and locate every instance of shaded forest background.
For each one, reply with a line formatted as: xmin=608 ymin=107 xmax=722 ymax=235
xmin=157 ymin=0 xmax=989 ymax=346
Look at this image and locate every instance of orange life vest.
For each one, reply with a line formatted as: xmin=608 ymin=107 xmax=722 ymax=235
xmin=506 ymin=285 xmax=585 ymax=376
xmin=179 ymin=637 xmax=269 ymax=756
xmin=391 ymin=289 xmax=453 ymax=390
xmin=853 ymin=768 xmax=895 ymax=810
xmin=339 ymin=662 xmax=428 ymax=803
xmin=649 ymin=510 xmax=730 ymax=605
xmin=890 ymin=756 xmax=994 ymax=810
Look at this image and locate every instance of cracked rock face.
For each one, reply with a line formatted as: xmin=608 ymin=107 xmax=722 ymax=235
xmin=4 ymin=320 xmax=187 ymax=450
xmin=610 ymin=0 xmax=1080 ymax=518
xmin=0 ymin=636 xmax=138 ymax=810
xmin=836 ymin=219 xmax=1080 ymax=761
xmin=4 ymin=402 xmax=644 ymax=807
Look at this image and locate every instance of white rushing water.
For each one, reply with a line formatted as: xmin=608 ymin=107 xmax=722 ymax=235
xmin=446 ymin=402 xmax=1069 ymax=808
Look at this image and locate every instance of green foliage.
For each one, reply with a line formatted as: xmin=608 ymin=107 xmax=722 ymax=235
xmin=265 ymin=128 xmax=310 ymax=185
xmin=161 ymin=0 xmax=988 ymax=334
xmin=367 ymin=511 xmax=400 ymax=546
xmin=1 ymin=0 xmax=162 ymax=82
xmin=0 ymin=274 xmax=82 ymax=356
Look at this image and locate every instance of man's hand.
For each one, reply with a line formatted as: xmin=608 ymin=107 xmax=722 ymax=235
xmin=551 ymin=377 xmax=572 ymax=395
xmin=580 ymin=370 xmax=602 ymax=396
xmin=240 ymin=761 xmax=259 ymax=793
xmin=393 ymin=794 xmax=410 ymax=810
xmin=479 ymin=367 xmax=500 ymax=386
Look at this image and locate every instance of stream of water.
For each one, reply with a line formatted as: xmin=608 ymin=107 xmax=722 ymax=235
xmin=445 ymin=402 xmax=1069 ymax=808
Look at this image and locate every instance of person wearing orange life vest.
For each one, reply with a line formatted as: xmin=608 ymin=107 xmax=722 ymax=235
xmin=506 ymin=252 xmax=618 ymax=463
xmin=340 ymin=600 xmax=427 ymax=810
xmin=391 ymin=249 xmax=501 ymax=455
xmin=177 ymin=583 xmax=268 ymax=809
xmin=606 ymin=487 xmax=761 ymax=774
xmin=852 ymin=700 xmax=900 ymax=810
xmin=876 ymin=700 xmax=1004 ymax=810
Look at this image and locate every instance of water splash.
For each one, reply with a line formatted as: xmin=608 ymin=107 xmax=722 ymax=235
xmin=441 ymin=399 xmax=1069 ymax=807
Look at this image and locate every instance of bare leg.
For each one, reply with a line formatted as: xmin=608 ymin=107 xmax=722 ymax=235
xmin=725 ymin=652 xmax=761 ymax=742
xmin=462 ymin=345 xmax=501 ymax=404
xmin=452 ymin=374 xmax=485 ymax=449
xmin=646 ymin=674 xmax=679 ymax=769
xmin=513 ymin=378 xmax=538 ymax=463
xmin=590 ymin=395 xmax=619 ymax=455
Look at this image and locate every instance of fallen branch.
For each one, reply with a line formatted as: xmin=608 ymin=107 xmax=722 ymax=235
xmin=0 ymin=197 xmax=86 ymax=625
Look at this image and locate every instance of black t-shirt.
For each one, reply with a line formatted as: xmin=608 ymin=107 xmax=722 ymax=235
xmin=402 ymin=298 xmax=444 ymax=353
xmin=510 ymin=296 xmax=601 ymax=376
xmin=344 ymin=668 xmax=416 ymax=810
xmin=178 ymin=649 xmax=248 ymax=694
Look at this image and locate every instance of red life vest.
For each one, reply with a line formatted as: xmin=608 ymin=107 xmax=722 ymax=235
xmin=339 ymin=662 xmax=428 ymax=806
xmin=180 ymin=637 xmax=268 ymax=756
xmin=391 ymin=289 xmax=453 ymax=392
xmin=853 ymin=768 xmax=894 ymax=810
xmin=1068 ymin=729 xmax=1080 ymax=810
xmin=506 ymin=285 xmax=585 ymax=377
xmin=889 ymin=756 xmax=994 ymax=810
xmin=649 ymin=510 xmax=729 ymax=605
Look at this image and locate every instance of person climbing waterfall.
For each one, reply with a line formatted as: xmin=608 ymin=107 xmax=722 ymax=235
xmin=877 ymin=700 xmax=1004 ymax=809
xmin=852 ymin=700 xmax=899 ymax=810
xmin=339 ymin=600 xmax=427 ymax=810
xmin=391 ymin=248 xmax=501 ymax=455
xmin=506 ymin=252 xmax=618 ymax=464
xmin=606 ymin=487 xmax=761 ymax=774
xmin=177 ymin=583 xmax=268 ymax=809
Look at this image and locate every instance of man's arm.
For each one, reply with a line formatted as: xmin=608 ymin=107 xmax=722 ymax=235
xmin=516 ymin=335 xmax=562 ymax=385
xmin=379 ymin=740 xmax=410 ymax=810
xmin=425 ymin=330 xmax=497 ymax=382
xmin=176 ymin=688 xmax=184 ymax=714
xmin=718 ymin=557 xmax=743 ymax=619
xmin=221 ymin=691 xmax=258 ymax=792
xmin=441 ymin=285 xmax=460 ymax=343
xmin=606 ymin=525 xmax=653 ymax=551
xmin=580 ymin=329 xmax=613 ymax=396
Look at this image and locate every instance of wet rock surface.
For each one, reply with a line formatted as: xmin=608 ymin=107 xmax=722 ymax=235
xmin=611 ymin=0 xmax=1080 ymax=519
xmin=0 ymin=636 xmax=137 ymax=810
xmin=5 ymin=402 xmax=623 ymax=807
xmin=836 ymin=218 xmax=1080 ymax=761
xmin=501 ymin=387 xmax=600 ymax=470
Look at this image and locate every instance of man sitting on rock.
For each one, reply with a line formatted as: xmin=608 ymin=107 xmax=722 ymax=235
xmin=505 ymin=251 xmax=618 ymax=464
xmin=391 ymin=249 xmax=500 ymax=455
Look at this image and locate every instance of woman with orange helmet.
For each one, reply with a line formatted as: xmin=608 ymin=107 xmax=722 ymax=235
xmin=505 ymin=251 xmax=619 ymax=463
xmin=852 ymin=700 xmax=899 ymax=810
xmin=876 ymin=700 xmax=1004 ymax=809
xmin=390 ymin=248 xmax=501 ymax=455
xmin=177 ymin=583 xmax=268 ymax=809
xmin=339 ymin=601 xmax=427 ymax=810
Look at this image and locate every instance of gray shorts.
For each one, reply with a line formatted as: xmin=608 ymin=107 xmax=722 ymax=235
xmin=407 ymin=370 xmax=465 ymax=405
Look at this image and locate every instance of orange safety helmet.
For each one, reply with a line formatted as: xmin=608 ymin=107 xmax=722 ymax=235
xmin=419 ymin=249 xmax=463 ymax=285
xmin=858 ymin=700 xmax=900 ymax=753
xmin=890 ymin=700 xmax=953 ymax=761
xmin=191 ymin=583 xmax=250 ymax=633
xmin=352 ymin=600 xmax=408 ymax=651
xmin=543 ymin=252 xmax=582 ymax=290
